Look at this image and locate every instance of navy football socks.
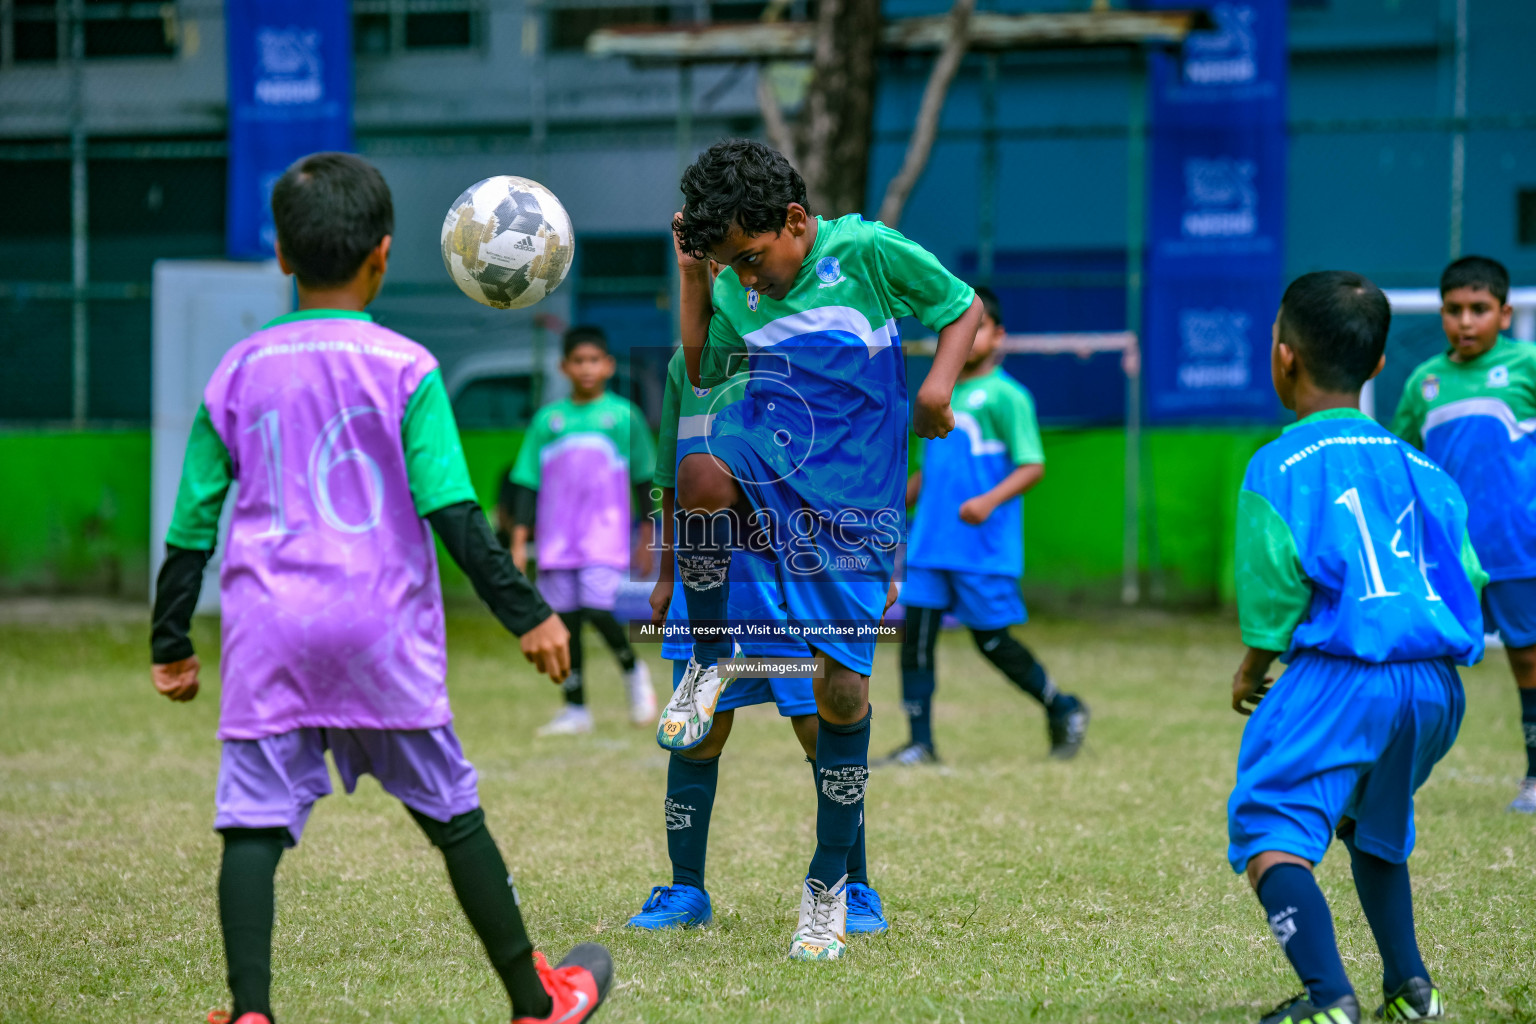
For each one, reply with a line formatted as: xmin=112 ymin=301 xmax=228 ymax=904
xmin=1521 ymin=687 xmax=1536 ymax=778
xmin=972 ymin=627 xmax=1057 ymax=709
xmin=587 ymin=608 xmax=638 ymax=673
xmin=1255 ymin=863 xmax=1355 ymax=1006
xmin=1341 ymin=827 xmax=1429 ymax=991
xmin=807 ymin=710 xmax=871 ymax=888
xmin=676 ymin=508 xmax=735 ymax=666
xmin=901 ymin=606 xmax=942 ymax=750
xmin=666 ymin=753 xmax=719 ymax=890
xmin=809 ymin=756 xmax=870 ymax=885
xmin=558 ymin=610 xmax=585 ymax=705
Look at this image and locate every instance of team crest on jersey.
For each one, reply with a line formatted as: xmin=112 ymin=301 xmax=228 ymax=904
xmin=815 ymin=256 xmax=845 ymax=288
xmin=1488 ymin=365 xmax=1509 ymax=388
xmin=966 ymin=389 xmax=987 ymax=408
xmin=692 ymin=385 xmax=711 ymax=398
xmin=601 ymin=412 xmax=616 ymax=429
xmin=1421 ymin=375 xmax=1439 ymax=401
xmin=747 ymin=288 xmax=759 ymax=311
xmin=549 ymin=414 xmax=565 ymax=432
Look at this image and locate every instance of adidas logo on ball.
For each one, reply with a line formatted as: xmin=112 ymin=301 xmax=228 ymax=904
xmin=513 ymin=236 xmax=537 ymax=252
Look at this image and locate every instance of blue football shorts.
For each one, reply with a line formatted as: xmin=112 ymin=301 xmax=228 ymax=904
xmin=1227 ymin=651 xmax=1464 ymax=872
xmin=708 ymin=433 xmax=891 ymax=677
xmin=1481 ymin=577 xmax=1536 ymax=648
xmin=900 ymin=566 xmax=1026 ymax=630
xmin=671 ymin=659 xmax=817 ymax=718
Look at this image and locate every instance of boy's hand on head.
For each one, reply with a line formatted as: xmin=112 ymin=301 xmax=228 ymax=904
xmin=672 ymin=212 xmax=706 ymax=271
xmin=650 ymin=577 xmax=674 ymax=626
xmin=520 ymin=612 xmax=572 ymax=683
xmin=153 ymin=656 xmax=201 ymax=702
xmin=913 ymin=390 xmax=955 ymax=440
xmin=958 ymin=496 xmax=994 ymax=525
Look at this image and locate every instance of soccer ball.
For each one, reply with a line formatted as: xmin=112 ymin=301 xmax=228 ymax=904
xmin=440 ymin=175 xmax=575 ymax=309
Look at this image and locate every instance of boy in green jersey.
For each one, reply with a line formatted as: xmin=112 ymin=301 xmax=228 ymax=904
xmin=509 ymin=327 xmax=659 ymax=736
xmin=1389 ymin=256 xmax=1536 ymax=813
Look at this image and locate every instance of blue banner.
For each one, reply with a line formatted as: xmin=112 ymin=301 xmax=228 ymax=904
xmin=225 ymin=0 xmax=353 ymax=259
xmin=1142 ymin=1 xmax=1286 ymax=422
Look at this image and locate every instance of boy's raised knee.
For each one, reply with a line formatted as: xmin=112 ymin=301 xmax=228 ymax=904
xmin=677 ymin=453 xmax=738 ymax=513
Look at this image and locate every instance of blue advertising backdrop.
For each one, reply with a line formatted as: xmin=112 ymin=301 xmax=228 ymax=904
xmin=1143 ymin=0 xmax=1286 ymax=422
xmin=225 ymin=0 xmax=354 ymax=259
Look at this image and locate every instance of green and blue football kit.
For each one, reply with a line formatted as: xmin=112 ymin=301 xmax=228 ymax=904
xmin=1390 ymin=337 xmax=1536 ymax=647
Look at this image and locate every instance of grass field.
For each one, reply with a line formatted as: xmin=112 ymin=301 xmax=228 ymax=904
xmin=2 ymin=605 xmax=1533 ymax=1024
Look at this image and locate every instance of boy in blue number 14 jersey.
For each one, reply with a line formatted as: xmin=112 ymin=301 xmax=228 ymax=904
xmin=1229 ymin=272 xmax=1486 ymax=1024
xmin=1389 ymin=256 xmax=1536 ymax=814
xmin=884 ymin=286 xmax=1089 ymax=767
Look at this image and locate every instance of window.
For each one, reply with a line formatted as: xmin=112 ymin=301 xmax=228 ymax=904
xmin=352 ymin=1 xmax=478 ymax=56
xmin=2 ymin=1 xmax=177 ymax=65
xmin=549 ymin=5 xmax=670 ymax=53
xmin=1520 ymin=189 xmax=1536 ymax=247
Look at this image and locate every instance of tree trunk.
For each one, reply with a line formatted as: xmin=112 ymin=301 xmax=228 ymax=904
xmin=794 ymin=0 xmax=882 ymax=216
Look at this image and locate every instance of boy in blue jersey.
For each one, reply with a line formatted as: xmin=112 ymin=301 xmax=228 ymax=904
xmin=1230 ymin=272 xmax=1486 ymax=1024
xmin=664 ymin=140 xmax=982 ymax=960
xmin=883 ymin=286 xmax=1089 ymax=767
xmin=625 ymin=344 xmax=887 ymax=934
xmin=1390 ymin=256 xmax=1536 ymax=814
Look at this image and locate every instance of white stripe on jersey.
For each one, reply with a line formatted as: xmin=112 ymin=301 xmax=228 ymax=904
xmin=741 ymin=306 xmax=900 ymax=358
xmin=1423 ymin=396 xmax=1536 ymax=443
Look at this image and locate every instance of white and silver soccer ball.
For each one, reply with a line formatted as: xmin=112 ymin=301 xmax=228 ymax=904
xmin=440 ymin=175 xmax=575 ymax=309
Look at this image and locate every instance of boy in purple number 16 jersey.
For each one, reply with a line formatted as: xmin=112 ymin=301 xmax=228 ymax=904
xmin=149 ymin=153 xmax=612 ymax=1024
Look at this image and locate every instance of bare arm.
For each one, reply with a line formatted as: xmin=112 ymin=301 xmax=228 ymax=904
xmin=906 ymin=470 xmax=923 ymax=509
xmin=1232 ymin=646 xmax=1282 ymax=716
xmin=649 ymin=486 xmax=677 ymax=626
xmin=958 ymin=462 xmax=1044 ymax=525
xmin=673 ymin=213 xmax=714 ymax=390
xmin=914 ymin=295 xmax=984 ymax=439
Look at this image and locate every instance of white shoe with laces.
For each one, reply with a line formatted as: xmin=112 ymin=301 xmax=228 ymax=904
xmin=1510 ymin=776 xmax=1536 ymax=814
xmin=788 ymin=874 xmax=848 ymax=961
xmin=655 ymin=658 xmax=733 ymax=751
xmin=537 ymin=704 xmax=594 ymax=737
xmin=626 ymin=660 xmax=657 ymax=726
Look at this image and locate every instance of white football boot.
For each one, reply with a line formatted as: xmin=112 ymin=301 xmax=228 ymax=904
xmin=788 ymin=874 xmax=848 ymax=961
xmin=626 ymin=660 xmax=657 ymax=727
xmin=655 ymin=658 xmax=734 ymax=751
xmin=1509 ymin=776 xmax=1536 ymax=814
xmin=537 ymin=704 xmax=594 ymax=737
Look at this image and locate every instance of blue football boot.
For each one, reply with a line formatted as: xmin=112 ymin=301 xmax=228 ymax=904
xmin=625 ymin=884 xmax=713 ymax=929
xmin=844 ymin=882 xmax=889 ymax=934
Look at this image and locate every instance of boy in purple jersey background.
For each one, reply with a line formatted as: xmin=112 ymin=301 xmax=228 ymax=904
xmin=507 ymin=326 xmax=659 ymax=737
xmin=149 ymin=152 xmax=611 ymax=1024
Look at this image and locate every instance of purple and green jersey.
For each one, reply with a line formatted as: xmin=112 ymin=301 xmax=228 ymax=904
xmin=1235 ymin=409 xmax=1486 ymax=664
xmin=1390 ymin=338 xmax=1536 ymax=581
xmin=908 ymin=367 xmax=1043 ymax=577
xmin=510 ymin=392 xmax=656 ymax=571
xmin=167 ymin=309 xmax=479 ymax=740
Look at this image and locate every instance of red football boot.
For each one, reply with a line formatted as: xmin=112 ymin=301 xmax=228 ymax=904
xmin=511 ymin=944 xmax=614 ymax=1024
xmin=206 ymin=1012 xmax=271 ymax=1024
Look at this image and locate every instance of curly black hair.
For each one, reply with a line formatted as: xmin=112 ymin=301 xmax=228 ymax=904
xmin=676 ymin=139 xmax=810 ymax=259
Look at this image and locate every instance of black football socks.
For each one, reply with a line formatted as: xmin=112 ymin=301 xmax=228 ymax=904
xmin=901 ymin=606 xmax=942 ymax=751
xmin=971 ymin=627 xmax=1057 ymax=709
xmin=1340 ymin=825 xmax=1429 ymax=992
xmin=675 ymin=508 xmax=735 ymax=666
xmin=1255 ymin=862 xmax=1355 ymax=1007
xmin=559 ymin=610 xmax=586 ymax=706
xmin=666 ymin=752 xmax=719 ymax=890
xmin=807 ymin=756 xmax=870 ymax=886
xmin=586 ymin=608 xmax=638 ymax=672
xmin=218 ymin=827 xmax=286 ymax=1022
xmin=1521 ymin=687 xmax=1536 ymax=778
xmin=807 ymin=710 xmax=871 ymax=888
xmin=410 ymin=807 xmax=551 ymax=1021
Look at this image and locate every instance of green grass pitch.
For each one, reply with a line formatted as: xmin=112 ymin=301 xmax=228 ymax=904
xmin=2 ymin=609 xmax=1533 ymax=1023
